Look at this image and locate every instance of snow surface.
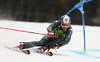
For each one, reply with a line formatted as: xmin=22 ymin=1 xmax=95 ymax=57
xmin=0 ymin=20 xmax=100 ymax=62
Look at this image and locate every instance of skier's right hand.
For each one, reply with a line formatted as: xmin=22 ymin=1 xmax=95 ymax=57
xmin=47 ymin=27 xmax=54 ymax=38
xmin=48 ymin=31 xmax=54 ymax=38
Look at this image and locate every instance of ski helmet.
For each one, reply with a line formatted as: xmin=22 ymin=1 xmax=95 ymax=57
xmin=60 ymin=15 xmax=71 ymax=24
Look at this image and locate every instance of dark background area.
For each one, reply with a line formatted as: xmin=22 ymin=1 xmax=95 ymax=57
xmin=0 ymin=0 xmax=100 ymax=26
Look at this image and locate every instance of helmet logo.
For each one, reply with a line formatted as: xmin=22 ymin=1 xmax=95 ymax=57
xmin=65 ymin=18 xmax=68 ymax=22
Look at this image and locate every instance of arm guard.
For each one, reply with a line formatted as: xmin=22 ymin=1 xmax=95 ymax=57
xmin=47 ymin=20 xmax=61 ymax=31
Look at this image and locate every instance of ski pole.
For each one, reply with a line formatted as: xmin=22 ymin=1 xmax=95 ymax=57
xmin=0 ymin=27 xmax=48 ymax=36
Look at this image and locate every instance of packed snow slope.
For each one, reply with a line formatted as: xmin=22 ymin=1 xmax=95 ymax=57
xmin=0 ymin=20 xmax=100 ymax=62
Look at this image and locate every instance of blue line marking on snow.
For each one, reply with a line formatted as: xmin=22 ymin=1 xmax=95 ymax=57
xmin=73 ymin=30 xmax=100 ymax=33
xmin=60 ymin=49 xmax=100 ymax=59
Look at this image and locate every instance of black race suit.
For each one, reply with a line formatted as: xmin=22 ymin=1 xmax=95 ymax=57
xmin=22 ymin=20 xmax=73 ymax=49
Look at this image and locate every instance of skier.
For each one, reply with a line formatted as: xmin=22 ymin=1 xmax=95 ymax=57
xmin=18 ymin=15 xmax=73 ymax=51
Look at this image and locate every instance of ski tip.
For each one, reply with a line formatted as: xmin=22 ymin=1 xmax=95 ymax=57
xmin=25 ymin=50 xmax=30 ymax=54
xmin=47 ymin=52 xmax=53 ymax=56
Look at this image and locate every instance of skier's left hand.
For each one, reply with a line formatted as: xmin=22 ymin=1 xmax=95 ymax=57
xmin=45 ymin=43 xmax=59 ymax=49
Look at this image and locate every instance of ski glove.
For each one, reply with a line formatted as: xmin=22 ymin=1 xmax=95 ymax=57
xmin=47 ymin=27 xmax=54 ymax=38
xmin=48 ymin=31 xmax=54 ymax=38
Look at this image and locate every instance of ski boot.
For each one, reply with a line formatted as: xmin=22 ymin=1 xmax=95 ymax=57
xmin=17 ymin=42 xmax=30 ymax=54
xmin=37 ymin=46 xmax=53 ymax=56
xmin=17 ymin=42 xmax=25 ymax=50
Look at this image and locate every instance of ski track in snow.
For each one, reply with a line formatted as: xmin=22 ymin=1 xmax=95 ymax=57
xmin=0 ymin=20 xmax=100 ymax=62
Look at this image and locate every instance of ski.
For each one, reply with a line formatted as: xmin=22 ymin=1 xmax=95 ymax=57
xmin=33 ymin=48 xmax=53 ymax=56
xmin=5 ymin=46 xmax=30 ymax=54
xmin=5 ymin=46 xmax=53 ymax=56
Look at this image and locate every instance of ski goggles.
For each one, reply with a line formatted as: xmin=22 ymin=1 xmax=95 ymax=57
xmin=61 ymin=23 xmax=69 ymax=28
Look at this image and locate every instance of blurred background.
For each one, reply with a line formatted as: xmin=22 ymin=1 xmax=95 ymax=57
xmin=0 ymin=0 xmax=99 ymax=26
